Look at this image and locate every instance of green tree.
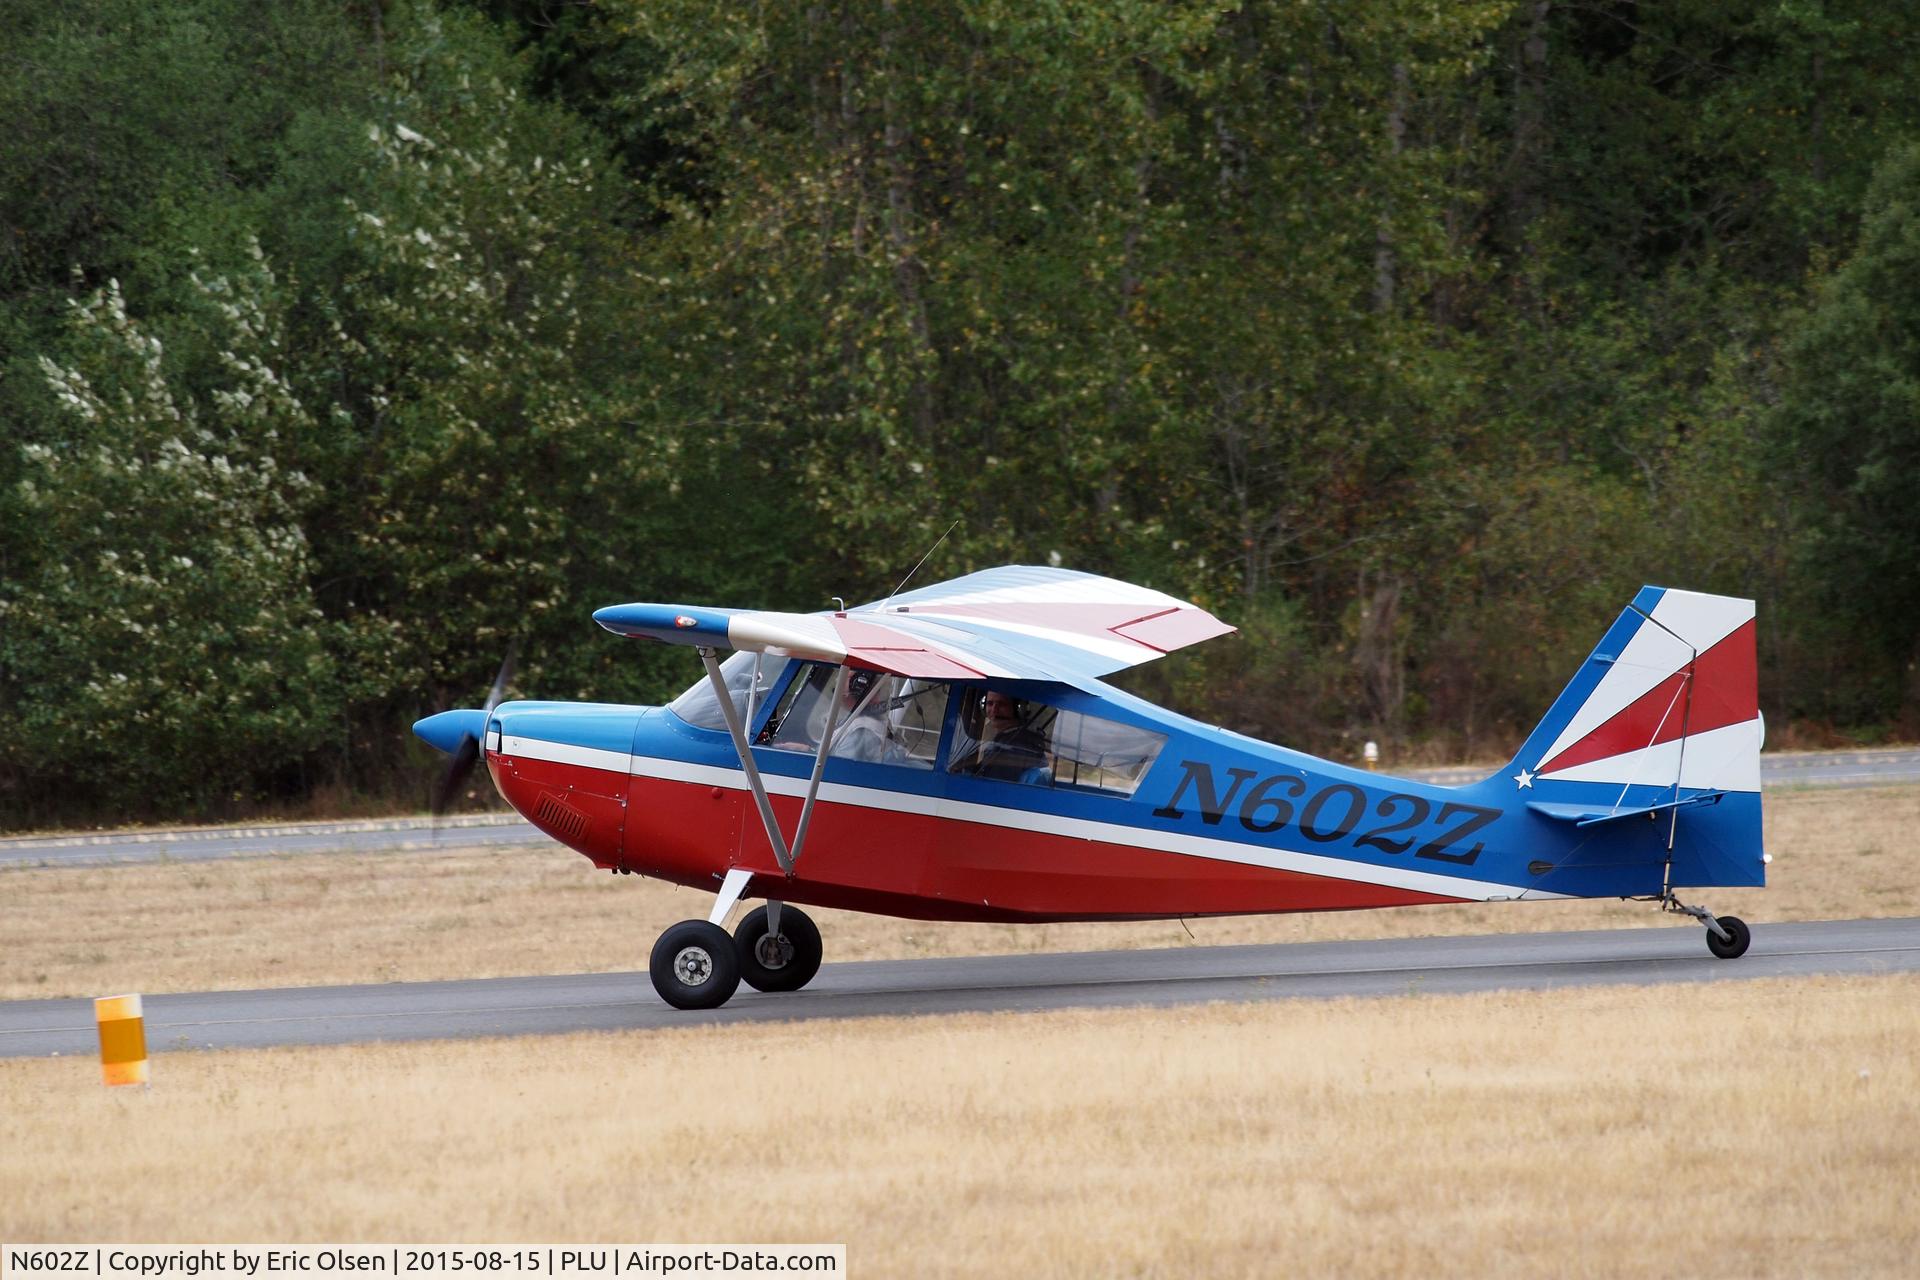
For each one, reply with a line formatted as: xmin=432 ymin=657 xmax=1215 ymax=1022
xmin=0 ymin=262 xmax=334 ymax=816
xmin=1770 ymin=142 xmax=1920 ymax=728
xmin=0 ymin=0 xmax=372 ymax=305
xmin=617 ymin=0 xmax=1500 ymax=590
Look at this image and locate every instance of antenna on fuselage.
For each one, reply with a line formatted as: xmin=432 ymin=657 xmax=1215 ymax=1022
xmin=883 ymin=518 xmax=962 ymax=606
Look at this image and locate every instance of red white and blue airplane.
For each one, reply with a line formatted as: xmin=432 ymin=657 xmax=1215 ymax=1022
xmin=415 ymin=566 xmax=1766 ymax=1009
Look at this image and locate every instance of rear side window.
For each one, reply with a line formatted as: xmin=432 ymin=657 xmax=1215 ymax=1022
xmin=948 ymin=687 xmax=1165 ymax=795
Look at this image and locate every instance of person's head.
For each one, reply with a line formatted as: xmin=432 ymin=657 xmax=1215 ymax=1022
xmin=844 ymin=668 xmax=878 ymax=707
xmin=983 ymin=690 xmax=1020 ymax=727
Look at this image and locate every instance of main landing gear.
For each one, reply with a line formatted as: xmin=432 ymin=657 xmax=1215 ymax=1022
xmin=648 ymin=901 xmax=825 ymax=1010
xmin=1660 ymin=891 xmax=1752 ymax=960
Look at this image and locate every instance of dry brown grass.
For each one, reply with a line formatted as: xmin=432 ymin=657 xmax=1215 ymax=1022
xmin=2 ymin=976 xmax=1916 ymax=1277
xmin=4 ymin=785 xmax=1916 ymax=1001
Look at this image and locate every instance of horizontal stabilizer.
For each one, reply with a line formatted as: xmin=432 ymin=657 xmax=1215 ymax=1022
xmin=1527 ymin=791 xmax=1726 ymax=828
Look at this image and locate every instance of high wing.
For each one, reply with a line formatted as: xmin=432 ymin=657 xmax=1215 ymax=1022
xmin=593 ymin=566 xmax=1232 ymax=880
xmin=592 ymin=565 xmax=1234 ymax=689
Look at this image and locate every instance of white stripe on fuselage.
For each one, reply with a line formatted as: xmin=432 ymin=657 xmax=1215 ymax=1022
xmin=498 ymin=735 xmax=632 ymax=775
xmin=494 ymin=735 xmax=1559 ymax=902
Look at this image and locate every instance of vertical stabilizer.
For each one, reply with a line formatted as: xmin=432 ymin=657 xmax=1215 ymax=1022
xmin=1521 ymin=587 xmax=1758 ymax=793
xmin=1506 ymin=587 xmax=1764 ymax=889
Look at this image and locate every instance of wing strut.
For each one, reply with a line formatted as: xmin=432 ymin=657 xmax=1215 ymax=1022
xmin=699 ymin=647 xmax=846 ymax=876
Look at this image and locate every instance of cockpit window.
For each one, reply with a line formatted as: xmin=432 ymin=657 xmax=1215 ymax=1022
xmin=666 ymin=651 xmax=789 ymax=732
xmin=754 ymin=662 xmax=942 ymax=770
xmin=948 ymin=687 xmax=1166 ymax=795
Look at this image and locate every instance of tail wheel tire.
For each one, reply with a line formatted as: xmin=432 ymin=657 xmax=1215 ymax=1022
xmin=650 ymin=920 xmax=741 ymax=1009
xmin=734 ymin=904 xmax=824 ymax=993
xmin=1706 ymin=915 xmax=1751 ymax=960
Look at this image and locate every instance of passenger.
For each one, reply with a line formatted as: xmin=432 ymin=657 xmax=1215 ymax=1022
xmin=955 ymin=689 xmax=1051 ymax=781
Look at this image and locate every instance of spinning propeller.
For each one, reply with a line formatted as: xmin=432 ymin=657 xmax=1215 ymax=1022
xmin=415 ymin=643 xmax=517 ymax=819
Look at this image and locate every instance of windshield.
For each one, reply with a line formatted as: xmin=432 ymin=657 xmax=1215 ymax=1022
xmin=666 ymin=651 xmax=789 ymax=732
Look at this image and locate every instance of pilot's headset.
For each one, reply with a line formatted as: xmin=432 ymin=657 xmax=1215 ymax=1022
xmin=966 ymin=687 xmax=1011 ymax=738
xmin=844 ymin=667 xmax=879 ymax=707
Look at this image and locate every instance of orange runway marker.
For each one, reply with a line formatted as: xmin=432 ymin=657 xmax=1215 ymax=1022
xmin=95 ymin=993 xmax=149 ymax=1087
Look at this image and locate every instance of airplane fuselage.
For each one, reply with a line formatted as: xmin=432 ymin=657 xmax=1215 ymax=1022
xmin=413 ymin=570 xmax=1768 ymax=1007
xmin=481 ymin=664 xmax=1760 ymax=924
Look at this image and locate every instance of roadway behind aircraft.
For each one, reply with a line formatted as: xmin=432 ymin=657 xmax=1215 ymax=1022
xmin=5 ymin=749 xmax=1913 ymax=870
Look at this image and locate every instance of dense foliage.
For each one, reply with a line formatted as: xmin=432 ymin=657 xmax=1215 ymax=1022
xmin=2 ymin=0 xmax=1916 ymax=824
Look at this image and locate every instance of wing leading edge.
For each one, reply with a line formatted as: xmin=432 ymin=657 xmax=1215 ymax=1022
xmin=592 ymin=565 xmax=1235 ymax=690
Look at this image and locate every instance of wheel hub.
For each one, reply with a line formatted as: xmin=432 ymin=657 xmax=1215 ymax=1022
xmin=672 ymin=945 xmax=714 ymax=986
xmin=754 ymin=933 xmax=793 ymax=969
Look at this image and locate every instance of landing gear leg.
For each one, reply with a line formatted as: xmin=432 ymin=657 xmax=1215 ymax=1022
xmin=1661 ymin=892 xmax=1751 ymax=960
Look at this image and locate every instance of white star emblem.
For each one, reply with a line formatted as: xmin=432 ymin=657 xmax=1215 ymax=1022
xmin=1514 ymin=768 xmax=1535 ymax=789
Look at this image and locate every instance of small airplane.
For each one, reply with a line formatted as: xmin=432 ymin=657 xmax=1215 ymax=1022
xmin=415 ymin=566 xmax=1766 ymax=1009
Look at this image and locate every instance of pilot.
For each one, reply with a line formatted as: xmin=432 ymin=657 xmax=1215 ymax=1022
xmin=831 ymin=669 xmax=899 ymax=764
xmin=956 ymin=689 xmax=1051 ymax=781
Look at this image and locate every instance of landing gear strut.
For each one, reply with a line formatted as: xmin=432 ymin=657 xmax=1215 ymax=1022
xmin=648 ymin=879 xmax=826 ymax=1008
xmin=1661 ymin=892 xmax=1751 ymax=960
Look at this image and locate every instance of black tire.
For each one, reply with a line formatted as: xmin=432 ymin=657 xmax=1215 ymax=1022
xmin=650 ymin=920 xmax=741 ymax=1009
xmin=733 ymin=904 xmax=824 ymax=993
xmin=1706 ymin=914 xmax=1751 ymax=960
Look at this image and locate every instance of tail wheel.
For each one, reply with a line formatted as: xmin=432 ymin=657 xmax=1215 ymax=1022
xmin=650 ymin=920 xmax=741 ymax=1009
xmin=734 ymin=904 xmax=824 ymax=993
xmin=1706 ymin=915 xmax=1751 ymax=960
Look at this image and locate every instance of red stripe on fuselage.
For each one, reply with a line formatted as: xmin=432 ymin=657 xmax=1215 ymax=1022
xmin=618 ymin=773 xmax=1463 ymax=923
xmin=487 ymin=750 xmax=627 ymax=867
xmin=1537 ymin=618 xmax=1758 ymax=775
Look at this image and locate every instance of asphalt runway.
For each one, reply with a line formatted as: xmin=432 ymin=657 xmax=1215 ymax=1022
xmin=3 ymin=917 xmax=1914 ymax=1059
xmin=4 ymin=747 xmax=1916 ymax=871
xmin=0 ymin=813 xmax=532 ymax=869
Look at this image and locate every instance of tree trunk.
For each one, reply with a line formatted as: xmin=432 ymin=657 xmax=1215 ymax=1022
xmin=1373 ymin=62 xmax=1408 ymax=314
xmin=879 ymin=0 xmax=937 ymax=445
xmin=1506 ymin=2 xmax=1552 ymax=260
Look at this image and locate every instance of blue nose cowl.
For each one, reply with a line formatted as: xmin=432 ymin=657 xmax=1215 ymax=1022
xmin=414 ymin=708 xmax=487 ymax=756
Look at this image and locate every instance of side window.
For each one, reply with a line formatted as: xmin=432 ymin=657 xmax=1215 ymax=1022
xmin=949 ymin=688 xmax=1056 ymax=784
xmin=830 ymin=673 xmax=942 ymax=769
xmin=884 ymin=678 xmax=950 ymax=765
xmin=1044 ymin=706 xmax=1167 ymax=796
xmin=756 ymin=664 xmax=943 ymax=771
xmin=948 ymin=687 xmax=1166 ymax=796
xmin=757 ymin=663 xmax=835 ymax=749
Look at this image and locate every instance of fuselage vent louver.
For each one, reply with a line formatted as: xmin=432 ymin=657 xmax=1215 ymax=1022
xmin=534 ymin=792 xmax=590 ymax=841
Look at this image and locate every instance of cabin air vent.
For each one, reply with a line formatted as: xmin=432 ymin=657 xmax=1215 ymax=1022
xmin=534 ymin=792 xmax=590 ymax=841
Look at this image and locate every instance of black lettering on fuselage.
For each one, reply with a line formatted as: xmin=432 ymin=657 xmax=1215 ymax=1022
xmin=1151 ymin=758 xmax=1498 ymax=867
xmin=1151 ymin=760 xmax=1257 ymax=824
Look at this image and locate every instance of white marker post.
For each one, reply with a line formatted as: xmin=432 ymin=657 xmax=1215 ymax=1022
xmin=95 ymin=993 xmax=149 ymax=1088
